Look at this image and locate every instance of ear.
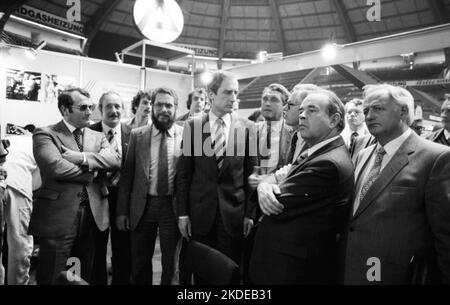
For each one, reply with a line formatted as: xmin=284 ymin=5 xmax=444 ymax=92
xmin=208 ymin=91 xmax=215 ymax=104
xmin=329 ymin=113 xmax=341 ymax=128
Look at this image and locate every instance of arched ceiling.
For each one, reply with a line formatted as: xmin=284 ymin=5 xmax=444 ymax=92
xmin=4 ymin=0 xmax=450 ymax=61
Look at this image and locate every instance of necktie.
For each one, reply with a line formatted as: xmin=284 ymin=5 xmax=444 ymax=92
xmin=73 ymin=129 xmax=88 ymax=203
xmin=157 ymin=132 xmax=169 ymax=196
xmin=349 ymin=131 xmax=358 ymax=155
xmin=107 ymin=129 xmax=121 ymax=186
xmin=289 ymin=132 xmax=298 ymax=163
xmin=260 ymin=121 xmax=272 ymax=160
xmin=214 ymin=118 xmax=226 ymax=169
xmin=359 ymin=147 xmax=386 ymax=203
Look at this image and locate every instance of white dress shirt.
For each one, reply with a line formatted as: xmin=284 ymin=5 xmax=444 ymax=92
xmin=353 ymin=128 xmax=412 ymax=214
xmin=444 ymin=129 xmax=450 ymax=142
xmin=101 ymin=122 xmax=122 ymax=156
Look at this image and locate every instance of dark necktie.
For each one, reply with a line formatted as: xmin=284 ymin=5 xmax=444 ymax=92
xmin=107 ymin=129 xmax=121 ymax=186
xmin=73 ymin=128 xmax=88 ymax=203
xmin=349 ymin=131 xmax=358 ymax=154
xmin=107 ymin=129 xmax=115 ymax=143
xmin=260 ymin=121 xmax=272 ymax=160
xmin=289 ymin=132 xmax=298 ymax=163
xmin=157 ymin=131 xmax=169 ymax=196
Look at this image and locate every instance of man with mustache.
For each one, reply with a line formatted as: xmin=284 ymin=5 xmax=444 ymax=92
xmin=127 ymin=90 xmax=152 ymax=129
xmin=116 ymin=87 xmax=182 ymax=285
xmin=427 ymin=94 xmax=450 ymax=147
xmin=90 ymin=92 xmax=132 ymax=285
xmin=29 ymin=88 xmax=120 ymax=284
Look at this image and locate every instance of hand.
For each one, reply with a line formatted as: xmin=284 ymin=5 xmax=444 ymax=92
xmin=178 ymin=217 xmax=192 ymax=240
xmin=61 ymin=145 xmax=84 ymax=165
xmin=257 ymin=182 xmax=284 ymax=216
xmin=248 ymin=174 xmax=264 ymax=190
xmin=116 ymin=215 xmax=130 ymax=231
xmin=243 ymin=217 xmax=254 ymax=238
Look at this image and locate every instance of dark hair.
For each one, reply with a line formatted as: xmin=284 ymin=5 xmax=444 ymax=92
xmin=151 ymin=87 xmax=178 ymax=106
xmin=98 ymin=91 xmax=123 ymax=112
xmin=262 ymin=83 xmax=291 ymax=105
xmin=131 ymin=90 xmax=152 ymax=115
xmin=308 ymin=90 xmax=346 ymax=132
xmin=248 ymin=109 xmax=263 ymax=122
xmin=207 ymin=71 xmax=236 ymax=95
xmin=57 ymin=87 xmax=90 ymax=115
xmin=23 ymin=124 xmax=36 ymax=133
xmin=186 ymin=88 xmax=207 ymax=109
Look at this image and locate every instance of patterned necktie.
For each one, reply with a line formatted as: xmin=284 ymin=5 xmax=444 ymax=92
xmin=157 ymin=131 xmax=169 ymax=196
xmin=73 ymin=128 xmax=88 ymax=202
xmin=107 ymin=129 xmax=121 ymax=186
xmin=359 ymin=147 xmax=386 ymax=203
xmin=289 ymin=132 xmax=298 ymax=163
xmin=214 ymin=118 xmax=226 ymax=169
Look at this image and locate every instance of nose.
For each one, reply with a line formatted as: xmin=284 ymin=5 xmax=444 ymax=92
xmin=299 ymin=110 xmax=306 ymax=120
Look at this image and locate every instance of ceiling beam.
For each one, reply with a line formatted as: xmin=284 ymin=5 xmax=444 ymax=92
xmin=268 ymin=0 xmax=287 ymax=55
xmin=83 ymin=0 xmax=121 ymax=55
xmin=217 ymin=0 xmax=231 ymax=69
xmin=332 ymin=0 xmax=357 ymax=43
xmin=0 ymin=0 xmax=27 ymax=33
xmin=429 ymin=0 xmax=450 ymax=24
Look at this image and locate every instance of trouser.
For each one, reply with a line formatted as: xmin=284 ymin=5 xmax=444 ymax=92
xmin=130 ymin=195 xmax=179 ymax=285
xmin=92 ymin=187 xmax=131 ymax=285
xmin=36 ymin=202 xmax=97 ymax=285
xmin=0 ymin=187 xmax=33 ymax=285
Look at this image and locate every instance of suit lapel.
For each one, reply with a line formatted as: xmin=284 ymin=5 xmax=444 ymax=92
xmin=83 ymin=128 xmax=96 ymax=152
xmin=354 ymin=145 xmax=376 ymax=185
xmin=54 ymin=120 xmax=81 ymax=152
xmin=139 ymin=125 xmax=152 ymax=179
xmin=201 ymin=114 xmax=219 ymax=175
xmin=353 ymin=134 xmax=417 ymax=219
xmin=218 ymin=114 xmax=236 ymax=176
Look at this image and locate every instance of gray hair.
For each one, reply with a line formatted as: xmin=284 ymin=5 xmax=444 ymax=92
xmin=363 ymin=84 xmax=415 ymax=126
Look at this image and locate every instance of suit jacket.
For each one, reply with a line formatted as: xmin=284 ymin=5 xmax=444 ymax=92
xmin=255 ymin=119 xmax=293 ymax=172
xmin=426 ymin=128 xmax=450 ymax=146
xmin=249 ymin=137 xmax=354 ymax=284
xmin=342 ymin=133 xmax=450 ymax=284
xmin=29 ymin=120 xmax=120 ymax=238
xmin=116 ymin=123 xmax=183 ymax=231
xmin=176 ymin=112 xmax=190 ymax=122
xmin=349 ymin=134 xmax=377 ymax=164
xmin=176 ymin=113 xmax=257 ymax=237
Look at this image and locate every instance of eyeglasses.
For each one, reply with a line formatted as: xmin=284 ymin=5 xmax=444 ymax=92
xmin=72 ymin=104 xmax=96 ymax=112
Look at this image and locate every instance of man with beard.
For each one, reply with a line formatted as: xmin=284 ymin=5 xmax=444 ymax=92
xmin=116 ymin=87 xmax=183 ymax=285
xmin=427 ymin=94 xmax=450 ymax=146
xmin=90 ymin=92 xmax=132 ymax=285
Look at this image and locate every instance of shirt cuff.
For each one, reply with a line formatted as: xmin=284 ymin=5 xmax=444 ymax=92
xmin=179 ymin=216 xmax=189 ymax=220
xmin=81 ymin=152 xmax=87 ymax=166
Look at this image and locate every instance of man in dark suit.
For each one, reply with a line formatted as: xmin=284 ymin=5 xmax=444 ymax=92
xmin=176 ymin=71 xmax=257 ymax=266
xmin=29 ymin=88 xmax=120 ymax=285
xmin=90 ymin=91 xmax=132 ymax=285
xmin=116 ymin=87 xmax=183 ymax=285
xmin=427 ymin=94 xmax=450 ymax=146
xmin=342 ymin=84 xmax=450 ymax=285
xmin=249 ymin=89 xmax=354 ymax=284
xmin=176 ymin=88 xmax=207 ymax=124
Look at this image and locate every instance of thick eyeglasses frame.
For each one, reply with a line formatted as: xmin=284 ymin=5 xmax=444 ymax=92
xmin=72 ymin=104 xmax=96 ymax=112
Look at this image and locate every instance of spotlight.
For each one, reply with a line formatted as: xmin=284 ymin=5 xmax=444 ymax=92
xmin=25 ymin=40 xmax=47 ymax=59
xmin=201 ymin=71 xmax=213 ymax=85
xmin=322 ymin=43 xmax=337 ymax=60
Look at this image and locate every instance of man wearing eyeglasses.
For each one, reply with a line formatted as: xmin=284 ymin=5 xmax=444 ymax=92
xmin=427 ymin=94 xmax=450 ymax=147
xmin=28 ymin=88 xmax=120 ymax=285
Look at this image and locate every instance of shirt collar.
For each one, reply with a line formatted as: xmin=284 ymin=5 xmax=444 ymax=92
xmin=378 ymin=128 xmax=412 ymax=157
xmin=101 ymin=122 xmax=121 ymax=136
xmin=266 ymin=119 xmax=283 ymax=131
xmin=307 ymin=135 xmax=341 ymax=157
xmin=63 ymin=119 xmax=84 ymax=134
xmin=152 ymin=124 xmax=175 ymax=137
xmin=444 ymin=129 xmax=450 ymax=141
xmin=209 ymin=111 xmax=231 ymax=129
